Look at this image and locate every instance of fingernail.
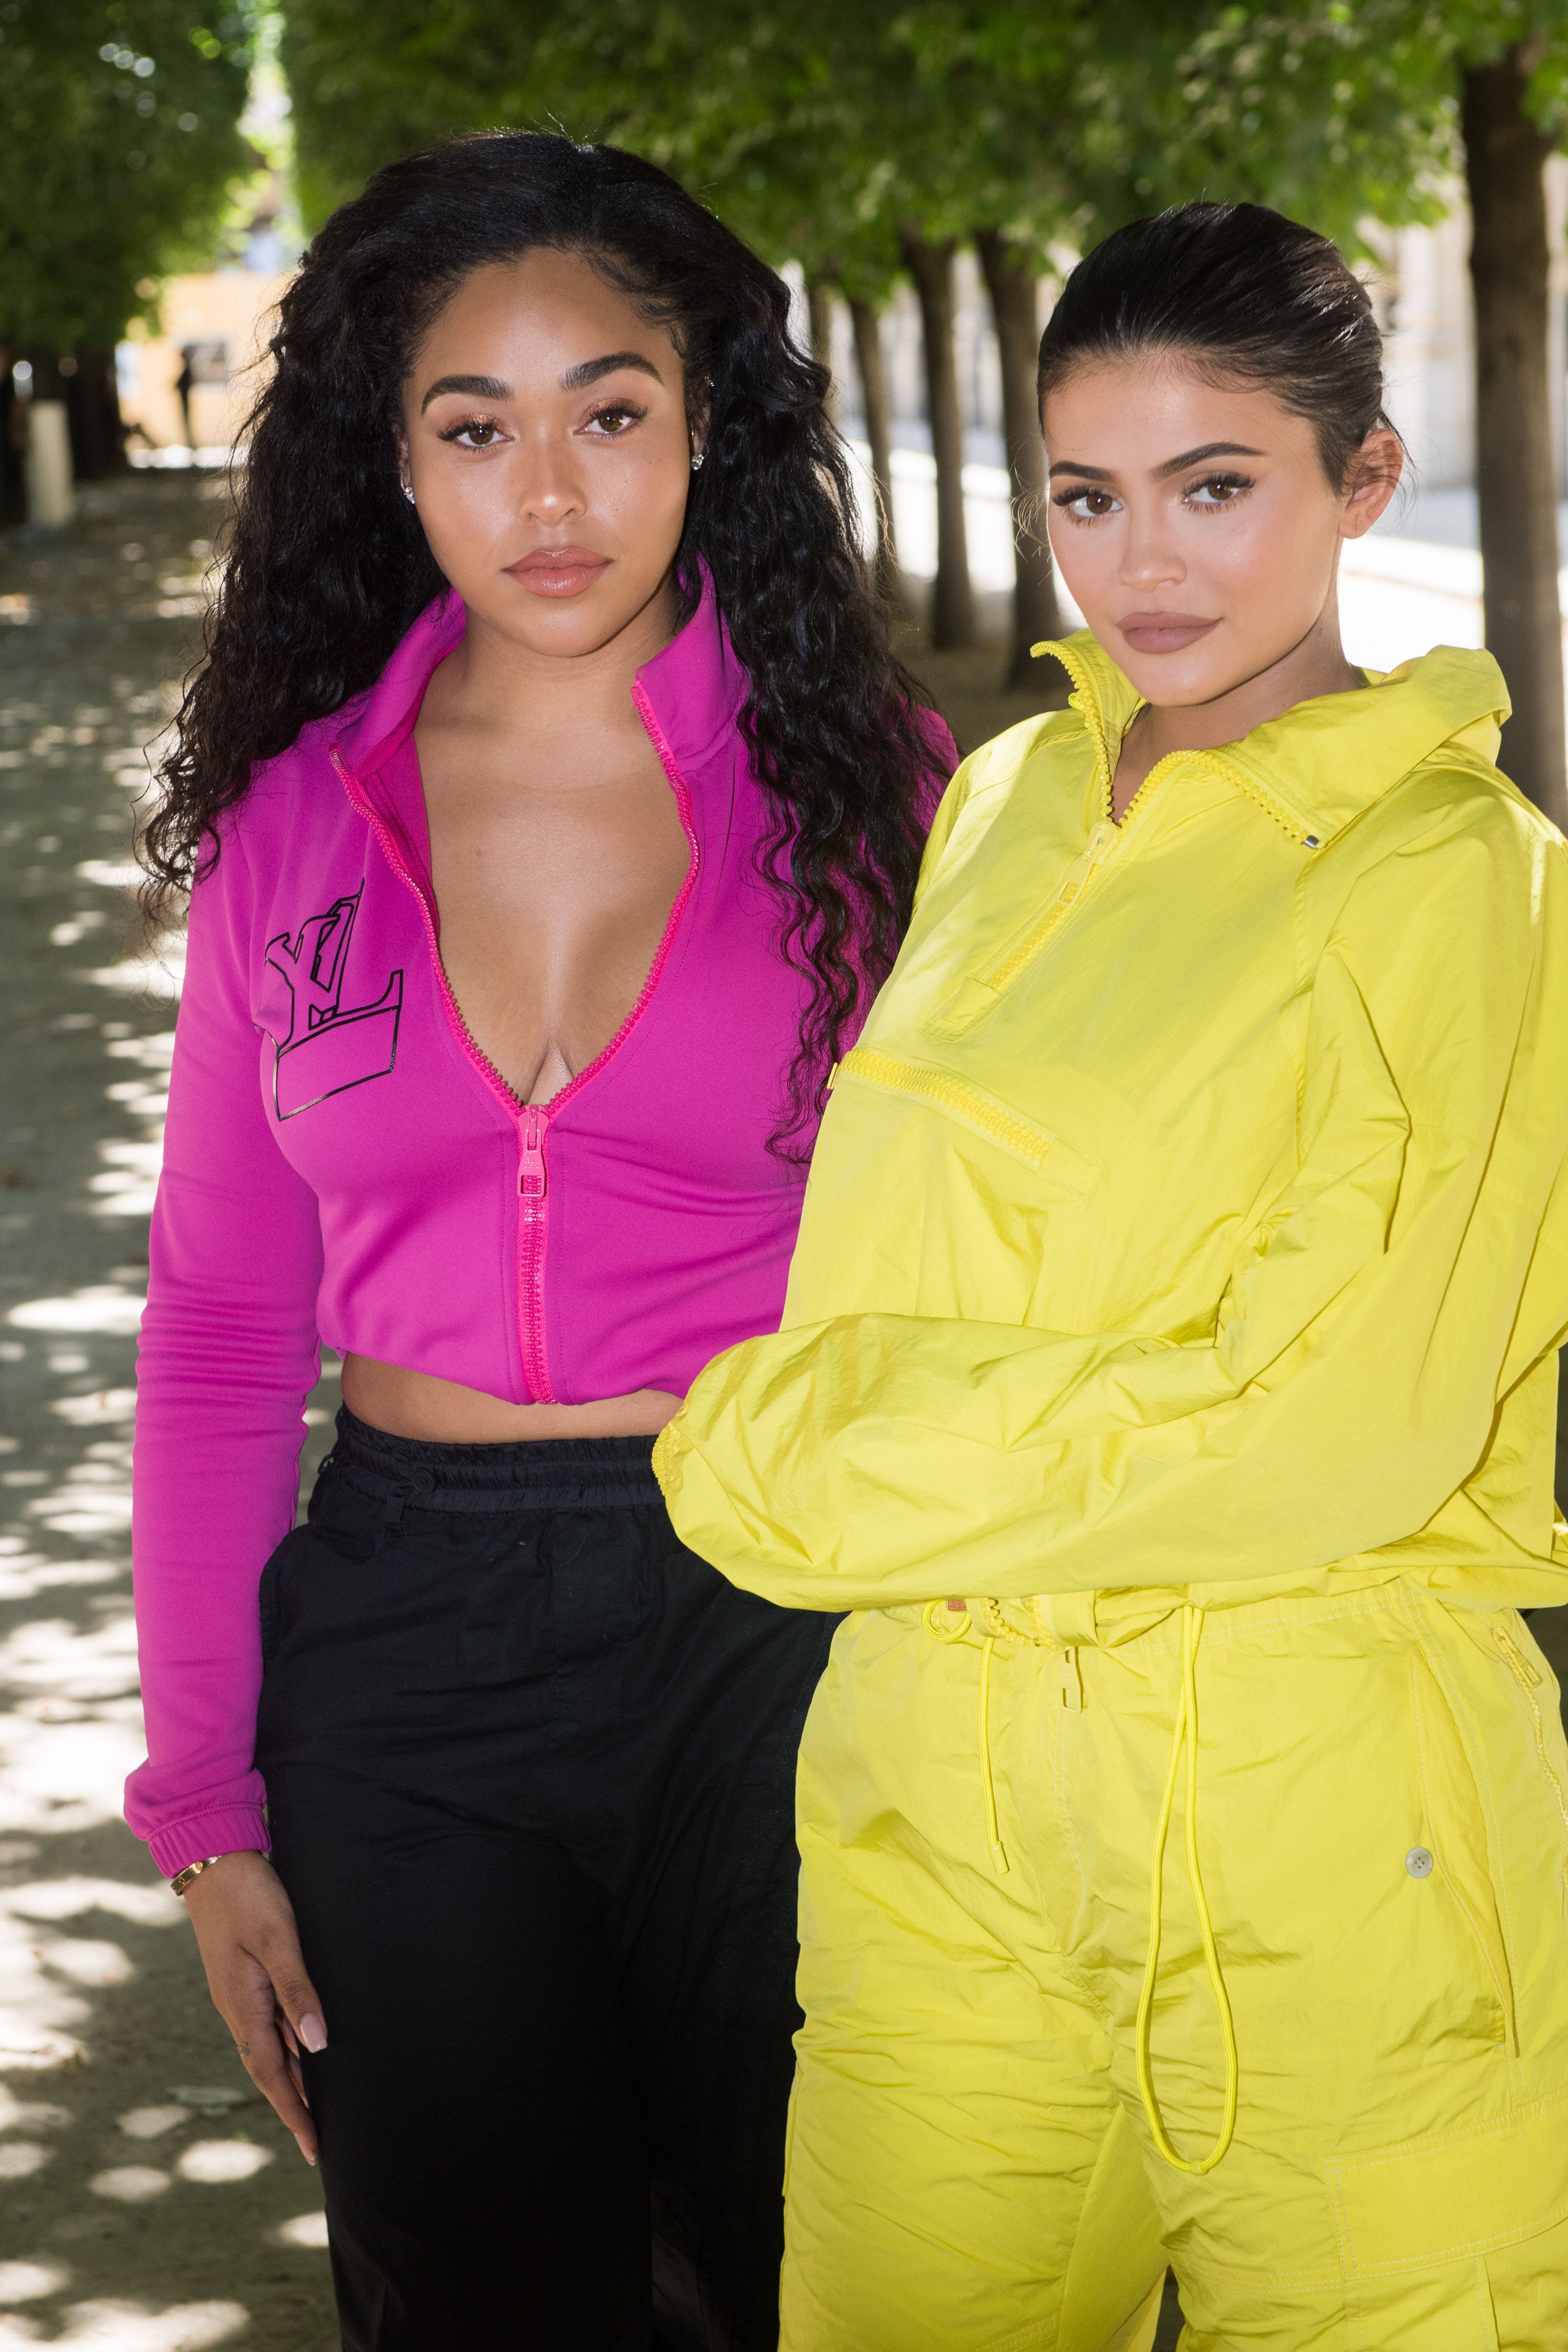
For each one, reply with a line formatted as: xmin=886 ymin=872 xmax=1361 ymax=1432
xmin=294 ymin=2134 xmax=316 ymax=2166
xmin=298 ymin=2013 xmax=327 ymax=2054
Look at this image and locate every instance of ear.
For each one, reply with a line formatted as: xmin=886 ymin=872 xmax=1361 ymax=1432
xmin=688 ymin=379 xmax=712 ymax=467
xmin=390 ymin=412 xmax=412 ymax=495
xmin=1339 ymin=426 xmax=1403 ymax=542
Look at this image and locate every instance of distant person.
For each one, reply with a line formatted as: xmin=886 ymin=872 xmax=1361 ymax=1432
xmin=656 ymin=202 xmax=1568 ymax=2348
xmin=129 ymin=133 xmax=951 ymax=2352
xmin=174 ymin=347 xmax=196 ymax=449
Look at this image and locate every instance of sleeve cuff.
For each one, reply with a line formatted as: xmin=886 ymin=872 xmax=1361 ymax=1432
xmin=145 ymin=1807 xmax=270 ymax=1881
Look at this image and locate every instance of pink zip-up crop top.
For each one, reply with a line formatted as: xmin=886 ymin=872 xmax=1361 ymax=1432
xmin=128 ymin=581 xmax=948 ymax=1875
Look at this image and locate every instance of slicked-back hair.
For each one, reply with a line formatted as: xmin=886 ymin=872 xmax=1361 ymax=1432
xmin=1037 ymin=200 xmax=1396 ymax=489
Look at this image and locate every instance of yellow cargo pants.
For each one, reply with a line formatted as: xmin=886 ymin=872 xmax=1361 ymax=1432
xmin=782 ymin=1584 xmax=1568 ymax=2351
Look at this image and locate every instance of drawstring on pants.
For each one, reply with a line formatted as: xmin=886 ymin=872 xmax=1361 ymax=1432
xmin=1134 ymin=1604 xmax=1238 ymax=2174
xmin=977 ymin=1637 xmax=1009 ymax=1874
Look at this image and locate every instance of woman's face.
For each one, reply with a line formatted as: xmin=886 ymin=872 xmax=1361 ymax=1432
xmin=1041 ymin=356 xmax=1401 ymax=707
xmin=400 ymin=247 xmax=697 ymax=658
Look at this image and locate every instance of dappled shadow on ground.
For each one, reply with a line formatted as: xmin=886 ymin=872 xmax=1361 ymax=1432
xmin=0 ymin=475 xmax=338 ymax=2350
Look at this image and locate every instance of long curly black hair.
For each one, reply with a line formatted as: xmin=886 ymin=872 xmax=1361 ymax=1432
xmin=143 ymin=131 xmax=949 ymax=1151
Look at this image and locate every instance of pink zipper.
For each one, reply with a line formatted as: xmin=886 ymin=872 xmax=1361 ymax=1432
xmin=517 ymin=1101 xmax=550 ymax=1403
xmin=331 ymin=706 xmax=700 ymax=1404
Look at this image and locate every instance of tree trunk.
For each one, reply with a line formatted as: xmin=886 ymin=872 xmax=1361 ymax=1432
xmin=899 ymin=228 xmax=974 ymax=649
xmin=976 ymin=227 xmax=1062 ymax=686
xmin=66 ymin=347 xmax=127 ymax=480
xmin=849 ymin=295 xmax=902 ymax=603
xmin=806 ymin=277 xmax=835 ymax=372
xmin=1462 ymin=46 xmax=1567 ymax=828
xmin=0 ymin=352 xmax=23 ymax=529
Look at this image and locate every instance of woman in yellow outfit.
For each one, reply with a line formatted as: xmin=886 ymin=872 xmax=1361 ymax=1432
xmin=654 ymin=201 xmax=1568 ymax=2349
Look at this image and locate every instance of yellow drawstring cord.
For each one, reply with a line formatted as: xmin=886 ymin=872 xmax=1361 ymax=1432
xmin=1134 ymin=1604 xmax=1238 ymax=2174
xmin=978 ymin=1636 xmax=1010 ymax=1873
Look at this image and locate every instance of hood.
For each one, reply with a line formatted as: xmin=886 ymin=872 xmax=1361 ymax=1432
xmin=1035 ymin=629 xmax=1512 ymax=846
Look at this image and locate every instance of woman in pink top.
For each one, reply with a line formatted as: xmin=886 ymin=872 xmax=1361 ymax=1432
xmin=131 ymin=132 xmax=951 ymax=2352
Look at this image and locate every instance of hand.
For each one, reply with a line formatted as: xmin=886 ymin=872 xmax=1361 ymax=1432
xmin=181 ymin=1851 xmax=326 ymax=2164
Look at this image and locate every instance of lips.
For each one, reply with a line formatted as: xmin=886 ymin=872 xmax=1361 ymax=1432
xmin=1117 ymin=612 xmax=1220 ymax=654
xmin=507 ymin=546 xmax=611 ymax=598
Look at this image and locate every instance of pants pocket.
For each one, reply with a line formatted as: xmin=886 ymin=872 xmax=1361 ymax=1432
xmin=1326 ymin=2082 xmax=1568 ymax=2283
xmin=1409 ymin=1643 xmax=1517 ymax=2052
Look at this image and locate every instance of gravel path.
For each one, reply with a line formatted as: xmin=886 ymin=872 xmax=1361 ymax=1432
xmin=0 ymin=470 xmax=337 ymax=2352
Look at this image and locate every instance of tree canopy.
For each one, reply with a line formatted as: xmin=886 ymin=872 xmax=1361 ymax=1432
xmin=0 ymin=0 xmax=255 ymax=352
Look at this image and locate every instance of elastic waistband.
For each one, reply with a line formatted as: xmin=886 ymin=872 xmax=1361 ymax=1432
xmin=326 ymin=1406 xmax=664 ymax=1514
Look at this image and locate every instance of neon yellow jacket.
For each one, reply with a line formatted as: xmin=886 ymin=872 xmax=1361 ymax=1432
xmin=655 ymin=634 xmax=1568 ymax=1619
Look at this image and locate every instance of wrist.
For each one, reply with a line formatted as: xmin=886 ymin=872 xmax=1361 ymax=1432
xmin=170 ymin=1851 xmax=266 ymax=1900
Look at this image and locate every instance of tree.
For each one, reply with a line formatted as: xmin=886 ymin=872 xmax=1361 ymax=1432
xmin=1463 ymin=39 xmax=1563 ymax=822
xmin=899 ymin=231 xmax=974 ymax=648
xmin=976 ymin=229 xmax=1056 ymax=682
xmin=0 ymin=1 xmax=254 ymax=481
xmin=847 ymin=295 xmax=903 ymax=600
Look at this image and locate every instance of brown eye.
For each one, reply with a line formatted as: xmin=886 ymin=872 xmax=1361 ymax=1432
xmin=1188 ymin=473 xmax=1250 ymax=506
xmin=437 ymin=416 xmax=504 ymax=449
xmin=1055 ymin=486 xmax=1122 ymax=521
xmin=585 ymin=404 xmax=645 ymax=436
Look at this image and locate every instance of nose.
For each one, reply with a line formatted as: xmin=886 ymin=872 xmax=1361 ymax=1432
xmin=518 ymin=427 xmax=587 ymax=528
xmin=1117 ymin=507 xmax=1186 ymax=595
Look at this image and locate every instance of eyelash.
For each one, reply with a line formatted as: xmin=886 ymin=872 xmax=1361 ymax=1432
xmin=434 ymin=400 xmax=649 ymax=450
xmin=1051 ymin=472 xmax=1256 ymax=523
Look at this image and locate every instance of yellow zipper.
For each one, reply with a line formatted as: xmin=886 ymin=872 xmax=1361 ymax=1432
xmin=836 ymin=1047 xmax=1057 ymax=1168
xmin=1035 ymin=637 xmax=1322 ymax=850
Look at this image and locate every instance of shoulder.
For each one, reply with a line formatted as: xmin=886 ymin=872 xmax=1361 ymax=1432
xmin=195 ymin=691 xmax=371 ymax=921
xmin=1349 ymin=743 xmax=1567 ymax=902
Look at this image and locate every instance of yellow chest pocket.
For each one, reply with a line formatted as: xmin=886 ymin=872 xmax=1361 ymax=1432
xmin=834 ymin=1046 xmax=1101 ymax=1203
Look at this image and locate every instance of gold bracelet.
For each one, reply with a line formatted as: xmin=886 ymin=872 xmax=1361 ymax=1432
xmin=169 ymin=1856 xmax=226 ymax=1899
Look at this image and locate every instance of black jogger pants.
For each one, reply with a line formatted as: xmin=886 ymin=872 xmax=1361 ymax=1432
xmin=255 ymin=1409 xmax=838 ymax=2352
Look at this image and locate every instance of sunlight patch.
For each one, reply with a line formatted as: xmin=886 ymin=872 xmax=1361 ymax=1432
xmin=6 ymin=1288 xmax=144 ymax=1336
xmin=0 ymin=2259 xmax=69 ymax=2303
xmin=88 ymin=2167 xmax=170 ymax=2203
xmin=272 ymin=2211 xmax=328 ymax=2250
xmin=119 ymin=2108 xmax=189 ymax=2142
xmin=175 ymin=2140 xmax=272 ymax=2186
xmin=0 ymin=2298 xmax=249 ymax=2347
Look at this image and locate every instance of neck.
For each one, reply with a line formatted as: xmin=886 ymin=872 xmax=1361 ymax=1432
xmin=434 ymin=571 xmax=682 ymax=739
xmin=1111 ymin=590 xmax=1361 ymax=822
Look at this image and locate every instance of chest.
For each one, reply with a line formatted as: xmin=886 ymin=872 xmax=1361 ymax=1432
xmin=415 ymin=713 xmax=695 ymax=1100
xmin=787 ymin=766 xmax=1313 ymax=1335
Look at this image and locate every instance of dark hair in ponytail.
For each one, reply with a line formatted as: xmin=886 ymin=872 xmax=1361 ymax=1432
xmin=1037 ymin=200 xmax=1397 ymax=488
xmin=144 ymin=131 xmax=949 ymax=1153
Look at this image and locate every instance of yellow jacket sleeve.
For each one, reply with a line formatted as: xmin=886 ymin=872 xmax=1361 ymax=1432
xmin=656 ymin=813 xmax=1568 ymax=1608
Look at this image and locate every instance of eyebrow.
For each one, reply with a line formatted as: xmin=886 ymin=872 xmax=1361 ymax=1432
xmin=558 ymin=350 xmax=664 ymax=391
xmin=420 ymin=352 xmax=665 ymax=414
xmin=1048 ymin=440 xmax=1265 ymax=483
xmin=420 ymin=373 xmax=509 ymax=414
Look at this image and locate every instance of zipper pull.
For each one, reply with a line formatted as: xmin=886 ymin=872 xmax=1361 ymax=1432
xmin=1056 ymin=820 xmax=1119 ymax=905
xmin=519 ymin=1107 xmax=547 ymax=1202
xmin=1493 ymin=1617 xmax=1541 ymax=1687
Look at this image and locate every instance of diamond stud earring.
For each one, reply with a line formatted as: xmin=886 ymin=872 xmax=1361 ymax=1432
xmin=690 ymin=451 xmax=705 ymax=473
xmin=402 ymin=483 xmax=416 ymax=505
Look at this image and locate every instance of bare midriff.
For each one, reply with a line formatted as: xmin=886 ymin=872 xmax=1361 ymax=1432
xmin=340 ymin=1354 xmax=683 ymax=1443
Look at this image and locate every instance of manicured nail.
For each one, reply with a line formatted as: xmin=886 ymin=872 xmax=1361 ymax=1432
xmin=299 ymin=2013 xmax=327 ymax=2054
xmin=294 ymin=2134 xmax=316 ymax=2166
